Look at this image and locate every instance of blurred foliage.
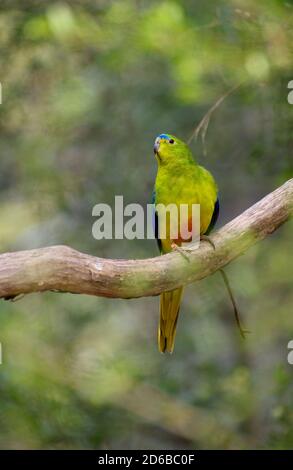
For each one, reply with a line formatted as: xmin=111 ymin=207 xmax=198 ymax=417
xmin=0 ymin=0 xmax=292 ymax=449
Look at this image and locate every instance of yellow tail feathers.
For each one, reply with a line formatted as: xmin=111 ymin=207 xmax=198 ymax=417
xmin=158 ymin=287 xmax=183 ymax=353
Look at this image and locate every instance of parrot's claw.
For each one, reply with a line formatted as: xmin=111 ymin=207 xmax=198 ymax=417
xmin=200 ymin=234 xmax=216 ymax=250
xmin=170 ymin=242 xmax=191 ymax=262
xmin=171 ymin=236 xmax=215 ymax=262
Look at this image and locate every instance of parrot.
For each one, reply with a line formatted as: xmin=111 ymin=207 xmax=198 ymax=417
xmin=152 ymin=133 xmax=219 ymax=353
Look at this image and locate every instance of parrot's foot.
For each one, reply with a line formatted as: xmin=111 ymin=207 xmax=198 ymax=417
xmin=170 ymin=242 xmax=191 ymax=262
xmin=171 ymin=236 xmax=215 ymax=261
xmin=200 ymin=234 xmax=216 ymax=250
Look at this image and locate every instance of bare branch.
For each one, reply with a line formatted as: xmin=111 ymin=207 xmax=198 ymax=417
xmin=187 ymin=82 xmax=244 ymax=153
xmin=0 ymin=179 xmax=292 ymax=300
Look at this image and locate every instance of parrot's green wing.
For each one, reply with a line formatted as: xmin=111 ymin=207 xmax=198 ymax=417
xmin=205 ymin=197 xmax=220 ymax=235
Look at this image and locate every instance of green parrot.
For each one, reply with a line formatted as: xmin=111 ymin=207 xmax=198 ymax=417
xmin=153 ymin=133 xmax=219 ymax=353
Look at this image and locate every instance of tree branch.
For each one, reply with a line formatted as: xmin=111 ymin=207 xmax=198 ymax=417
xmin=0 ymin=179 xmax=292 ymax=300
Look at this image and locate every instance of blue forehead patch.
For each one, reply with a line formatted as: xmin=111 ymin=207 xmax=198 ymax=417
xmin=158 ymin=133 xmax=170 ymax=140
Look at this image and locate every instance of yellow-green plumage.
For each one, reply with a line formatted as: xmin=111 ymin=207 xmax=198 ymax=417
xmin=159 ymin=287 xmax=183 ymax=353
xmin=153 ymin=134 xmax=218 ymax=353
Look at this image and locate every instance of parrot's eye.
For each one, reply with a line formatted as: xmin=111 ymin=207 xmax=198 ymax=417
xmin=169 ymin=139 xmax=174 ymax=144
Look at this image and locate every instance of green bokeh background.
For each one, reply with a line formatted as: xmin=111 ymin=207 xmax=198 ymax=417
xmin=0 ymin=0 xmax=292 ymax=449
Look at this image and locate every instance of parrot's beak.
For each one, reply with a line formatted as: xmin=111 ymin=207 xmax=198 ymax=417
xmin=154 ymin=139 xmax=160 ymax=155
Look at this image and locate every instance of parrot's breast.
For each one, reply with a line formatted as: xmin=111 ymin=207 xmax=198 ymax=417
xmin=155 ymin=164 xmax=217 ymax=252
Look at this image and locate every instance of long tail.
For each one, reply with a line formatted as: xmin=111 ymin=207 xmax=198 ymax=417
xmin=158 ymin=287 xmax=183 ymax=353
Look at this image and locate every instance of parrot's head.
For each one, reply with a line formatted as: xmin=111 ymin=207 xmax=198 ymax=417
xmin=153 ymin=134 xmax=193 ymax=165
